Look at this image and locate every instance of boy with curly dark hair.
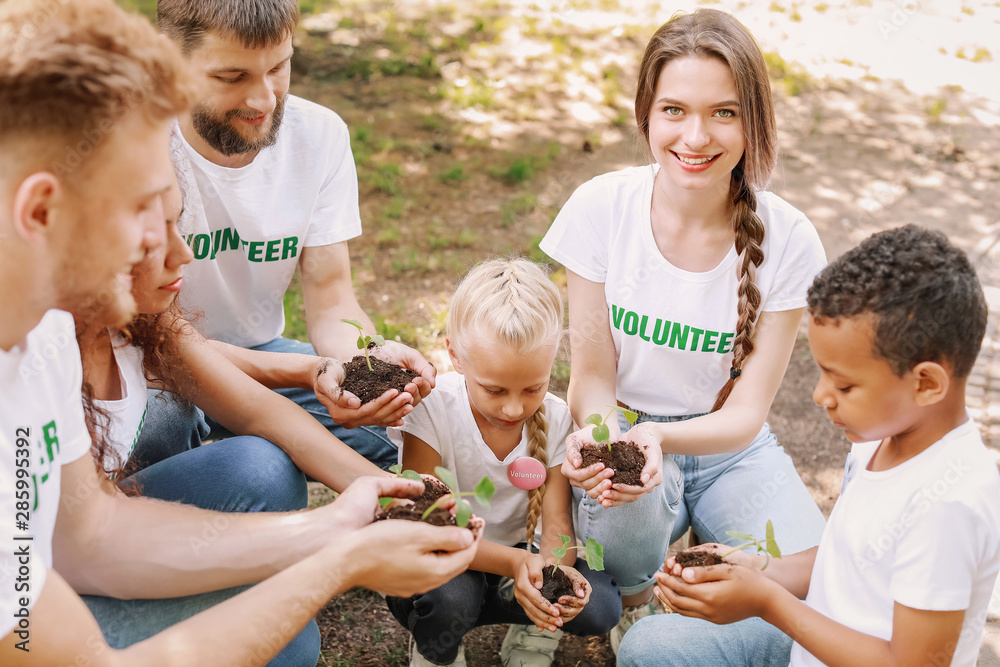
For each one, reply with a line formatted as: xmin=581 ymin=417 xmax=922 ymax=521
xmin=618 ymin=224 xmax=1000 ymax=667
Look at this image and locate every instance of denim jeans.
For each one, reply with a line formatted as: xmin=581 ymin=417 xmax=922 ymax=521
xmin=82 ymin=436 xmax=318 ymax=667
xmin=386 ymin=547 xmax=622 ymax=664
xmin=132 ymin=335 xmax=398 ymax=472
xmin=574 ymin=413 xmax=826 ymax=595
xmin=617 ymin=614 xmax=792 ymax=667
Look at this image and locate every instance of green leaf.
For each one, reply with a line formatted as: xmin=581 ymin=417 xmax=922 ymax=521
xmin=434 ymin=466 xmax=458 ymax=493
xmin=340 ymin=318 xmax=364 ymax=330
xmin=389 ymin=464 xmax=402 ymax=475
xmin=585 ymin=538 xmax=605 ymax=571
xmin=455 ymin=499 xmax=472 ymax=528
xmin=373 ymin=334 xmax=386 ymax=347
xmin=378 ymin=497 xmax=393 ymax=508
xmin=765 ymin=520 xmax=781 ymax=558
xmin=726 ymin=531 xmax=755 ymax=542
xmin=592 ymin=423 xmax=610 ymax=443
xmin=559 ymin=534 xmax=572 ymax=549
xmin=622 ymin=409 xmax=639 ymax=425
xmin=584 ymin=413 xmax=603 ymax=427
xmin=551 ymin=546 xmax=568 ymax=560
xmin=356 ymin=335 xmax=365 ymax=350
xmin=401 ymin=470 xmax=423 ymax=482
xmin=474 ymin=477 xmax=495 ymax=508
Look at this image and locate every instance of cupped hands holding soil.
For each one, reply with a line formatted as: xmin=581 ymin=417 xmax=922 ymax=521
xmin=580 ymin=441 xmax=645 ymax=487
xmin=376 ymin=477 xmax=484 ymax=536
xmin=539 ymin=565 xmax=576 ymax=603
xmin=675 ymin=549 xmax=725 ymax=568
xmin=341 ymin=344 xmax=419 ymax=405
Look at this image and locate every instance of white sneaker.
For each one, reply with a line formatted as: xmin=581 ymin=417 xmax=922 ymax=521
xmin=500 ymin=624 xmax=562 ymax=666
xmin=609 ymin=600 xmax=666 ymax=655
xmin=409 ymin=636 xmax=467 ymax=666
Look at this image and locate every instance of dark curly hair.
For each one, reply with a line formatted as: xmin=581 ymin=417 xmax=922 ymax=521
xmin=807 ymin=225 xmax=987 ymax=379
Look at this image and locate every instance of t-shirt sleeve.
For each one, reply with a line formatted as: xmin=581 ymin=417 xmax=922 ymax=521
xmin=890 ymin=499 xmax=983 ymax=611
xmin=761 ymin=215 xmax=827 ymax=313
xmin=303 ymin=112 xmax=362 ymax=248
xmin=539 ymin=178 xmax=614 ymax=283
xmin=395 ymin=393 xmax=444 ymax=457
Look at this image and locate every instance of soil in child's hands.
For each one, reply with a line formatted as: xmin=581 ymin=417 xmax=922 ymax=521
xmin=341 ymin=349 xmax=419 ymax=405
xmin=540 ymin=566 xmax=575 ymax=603
xmin=579 ymin=441 xmax=645 ymax=487
xmin=675 ymin=550 xmax=725 ymax=568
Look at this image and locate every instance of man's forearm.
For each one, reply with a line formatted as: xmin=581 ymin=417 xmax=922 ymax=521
xmin=307 ymin=306 xmax=374 ymax=361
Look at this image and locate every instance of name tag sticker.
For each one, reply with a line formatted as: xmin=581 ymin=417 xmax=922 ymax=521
xmin=507 ymin=457 xmax=547 ymax=490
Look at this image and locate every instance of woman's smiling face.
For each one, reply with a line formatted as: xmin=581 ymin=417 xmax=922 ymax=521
xmin=646 ymin=55 xmax=745 ymax=196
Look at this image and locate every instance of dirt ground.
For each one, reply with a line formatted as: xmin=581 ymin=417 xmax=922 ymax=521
xmin=285 ymin=1 xmax=1000 ymax=664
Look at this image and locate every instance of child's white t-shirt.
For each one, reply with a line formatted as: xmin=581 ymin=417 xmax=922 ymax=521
xmin=93 ymin=334 xmax=147 ymax=469
xmin=540 ymin=165 xmax=826 ymax=416
xmin=175 ymin=95 xmax=363 ymax=348
xmin=389 ymin=372 xmax=572 ymax=547
xmin=0 ymin=311 xmax=93 ymax=637
xmin=789 ymin=417 xmax=1000 ymax=667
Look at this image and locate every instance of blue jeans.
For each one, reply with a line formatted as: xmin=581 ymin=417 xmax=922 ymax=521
xmin=617 ymin=614 xmax=792 ymax=666
xmin=387 ymin=547 xmax=621 ymax=664
xmin=574 ymin=413 xmax=826 ymax=595
xmin=82 ymin=436 xmax=318 ymax=667
xmin=133 ymin=335 xmax=398 ymax=472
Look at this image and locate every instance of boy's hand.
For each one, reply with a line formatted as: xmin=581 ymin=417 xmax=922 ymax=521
xmin=560 ymin=425 xmax=617 ymax=500
xmin=551 ymin=565 xmax=591 ymax=624
xmin=654 ymin=561 xmax=777 ymax=625
xmin=514 ymin=553 xmax=563 ymax=632
xmin=597 ymin=422 xmax=663 ymax=507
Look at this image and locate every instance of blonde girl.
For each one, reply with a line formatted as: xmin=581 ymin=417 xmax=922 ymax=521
xmin=540 ymin=8 xmax=827 ymax=653
xmin=386 ymin=258 xmax=620 ymax=667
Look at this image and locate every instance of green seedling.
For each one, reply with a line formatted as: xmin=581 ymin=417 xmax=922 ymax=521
xmin=550 ymin=534 xmax=604 ymax=577
xmin=421 ymin=466 xmax=495 ymax=528
xmin=584 ymin=405 xmax=639 ymax=450
xmin=379 ymin=464 xmax=424 ymax=508
xmin=340 ymin=318 xmax=385 ymax=372
xmin=721 ymin=519 xmax=782 ymax=570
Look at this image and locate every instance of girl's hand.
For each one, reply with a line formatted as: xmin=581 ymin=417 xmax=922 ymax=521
xmin=654 ymin=560 xmax=777 ymax=625
xmin=514 ymin=553 xmax=563 ymax=632
xmin=560 ymin=425 xmax=616 ymax=500
xmin=664 ymin=543 xmax=764 ymax=577
xmin=551 ymin=565 xmax=591 ymax=624
xmin=313 ymin=356 xmax=416 ymax=428
xmin=596 ymin=422 xmax=663 ymax=507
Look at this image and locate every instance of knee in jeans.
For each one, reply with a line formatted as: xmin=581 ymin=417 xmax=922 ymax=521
xmin=233 ymin=438 xmax=307 ymax=512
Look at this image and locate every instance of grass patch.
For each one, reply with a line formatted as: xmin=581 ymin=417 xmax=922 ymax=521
xmin=438 ymin=165 xmax=469 ymax=185
xmin=282 ymin=278 xmax=308 ymax=342
xmin=491 ymin=155 xmax=539 ymax=186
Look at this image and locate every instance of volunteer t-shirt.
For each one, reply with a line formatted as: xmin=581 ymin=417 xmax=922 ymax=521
xmin=389 ymin=372 xmax=572 ymax=547
xmin=175 ymin=95 xmax=363 ymax=347
xmin=789 ymin=416 xmax=1000 ymax=667
xmin=1 ymin=311 xmax=92 ymax=638
xmin=540 ymin=164 xmax=826 ymax=416
xmin=93 ymin=333 xmax=147 ymax=468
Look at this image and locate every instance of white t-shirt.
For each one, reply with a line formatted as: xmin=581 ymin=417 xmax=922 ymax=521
xmin=93 ymin=333 xmax=147 ymax=469
xmin=389 ymin=372 xmax=573 ymax=547
xmin=540 ymin=165 xmax=826 ymax=416
xmin=0 ymin=311 xmax=92 ymax=638
xmin=175 ymin=95 xmax=363 ymax=347
xmin=789 ymin=417 xmax=1000 ymax=667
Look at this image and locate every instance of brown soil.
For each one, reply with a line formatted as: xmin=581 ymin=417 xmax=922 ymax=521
xmin=413 ymin=477 xmax=450 ymax=505
xmin=341 ymin=350 xmax=419 ymax=405
xmin=539 ymin=566 xmax=575 ymax=603
xmin=675 ymin=550 xmax=725 ymax=569
xmin=377 ymin=501 xmax=458 ymax=527
xmin=580 ymin=441 xmax=644 ymax=487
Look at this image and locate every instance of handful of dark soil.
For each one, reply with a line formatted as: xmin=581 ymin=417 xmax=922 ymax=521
xmin=675 ymin=550 xmax=725 ymax=568
xmin=540 ymin=566 xmax=576 ymax=603
xmin=376 ymin=478 xmax=471 ymax=530
xmin=580 ymin=441 xmax=645 ymax=487
xmin=341 ymin=350 xmax=419 ymax=405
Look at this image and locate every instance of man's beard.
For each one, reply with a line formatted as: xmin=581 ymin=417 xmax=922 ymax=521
xmin=191 ymin=95 xmax=286 ymax=157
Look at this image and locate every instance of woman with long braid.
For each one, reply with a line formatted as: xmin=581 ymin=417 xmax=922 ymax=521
xmin=386 ymin=258 xmax=620 ymax=667
xmin=540 ymin=9 xmax=827 ymax=653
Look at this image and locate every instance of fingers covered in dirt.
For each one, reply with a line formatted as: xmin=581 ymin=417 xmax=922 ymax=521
xmin=553 ymin=565 xmax=591 ymax=623
xmin=514 ymin=554 xmax=562 ymax=632
xmin=341 ymin=520 xmax=478 ymax=597
xmin=375 ymin=341 xmax=436 ymax=403
xmin=561 ymin=426 xmax=616 ymax=498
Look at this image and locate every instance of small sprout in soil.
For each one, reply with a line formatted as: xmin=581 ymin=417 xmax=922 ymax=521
xmin=379 ymin=464 xmax=425 ymax=508
xmin=584 ymin=405 xmax=639 ymax=450
xmin=550 ymin=534 xmax=605 ymax=575
xmin=721 ymin=519 xmax=782 ymax=570
xmin=341 ymin=318 xmax=385 ymax=372
xmin=421 ymin=466 xmax=495 ymax=528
